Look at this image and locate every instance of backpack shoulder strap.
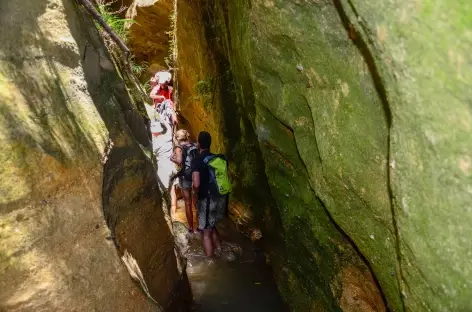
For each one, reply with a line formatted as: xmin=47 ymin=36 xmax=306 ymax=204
xmin=211 ymin=154 xmax=228 ymax=166
xmin=182 ymin=143 xmax=197 ymax=156
xmin=203 ymin=154 xmax=215 ymax=165
xmin=215 ymin=154 xmax=227 ymax=161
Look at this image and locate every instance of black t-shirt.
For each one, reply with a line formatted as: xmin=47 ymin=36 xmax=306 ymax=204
xmin=191 ymin=150 xmax=211 ymax=199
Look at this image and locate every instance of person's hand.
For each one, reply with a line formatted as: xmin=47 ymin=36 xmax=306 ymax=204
xmin=169 ymin=171 xmax=179 ymax=182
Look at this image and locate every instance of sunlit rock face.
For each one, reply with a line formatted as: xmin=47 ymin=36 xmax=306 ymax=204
xmin=0 ymin=1 xmax=190 ymax=311
xmin=112 ymin=0 xmax=175 ymax=74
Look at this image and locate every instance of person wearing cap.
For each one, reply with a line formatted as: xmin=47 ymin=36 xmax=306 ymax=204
xmin=146 ymin=71 xmax=179 ymax=212
xmin=149 ymin=71 xmax=177 ymax=128
xmin=150 ymin=71 xmax=174 ymax=109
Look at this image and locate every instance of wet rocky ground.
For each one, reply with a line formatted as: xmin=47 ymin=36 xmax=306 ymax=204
xmin=172 ymin=200 xmax=288 ymax=312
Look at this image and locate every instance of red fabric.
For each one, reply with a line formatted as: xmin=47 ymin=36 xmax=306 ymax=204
xmin=158 ymin=86 xmax=172 ymax=100
xmin=152 ymin=85 xmax=174 ymax=108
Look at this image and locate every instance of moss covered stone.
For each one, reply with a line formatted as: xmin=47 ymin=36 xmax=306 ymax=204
xmin=177 ymin=0 xmax=472 ymax=311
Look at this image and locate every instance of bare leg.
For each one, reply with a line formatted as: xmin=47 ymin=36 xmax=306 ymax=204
xmin=202 ymin=229 xmax=213 ymax=257
xmin=170 ymin=184 xmax=177 ymax=218
xmin=211 ymin=227 xmax=222 ymax=251
xmin=192 ymin=192 xmax=199 ymax=229
xmin=182 ymin=189 xmax=193 ymax=231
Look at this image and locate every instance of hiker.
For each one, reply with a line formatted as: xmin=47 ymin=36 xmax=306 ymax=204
xmin=191 ymin=131 xmax=232 ymax=257
xmin=149 ymin=70 xmax=179 ymax=212
xmin=150 ymin=71 xmax=174 ymax=109
xmin=147 ymin=80 xmax=178 ymax=201
xmin=171 ymin=129 xmax=199 ymax=233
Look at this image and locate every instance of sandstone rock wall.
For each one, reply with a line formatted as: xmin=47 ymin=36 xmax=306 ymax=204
xmin=126 ymin=0 xmax=174 ymax=74
xmin=0 ymin=0 xmax=189 ymax=311
xmin=109 ymin=0 xmax=174 ymax=75
xmin=176 ymin=0 xmax=472 ymax=311
xmin=175 ymin=0 xmax=279 ymax=232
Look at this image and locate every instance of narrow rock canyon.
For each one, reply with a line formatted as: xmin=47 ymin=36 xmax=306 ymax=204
xmin=1 ymin=0 xmax=470 ymax=312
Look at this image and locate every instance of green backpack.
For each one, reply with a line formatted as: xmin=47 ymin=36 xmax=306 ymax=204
xmin=203 ymin=154 xmax=232 ymax=197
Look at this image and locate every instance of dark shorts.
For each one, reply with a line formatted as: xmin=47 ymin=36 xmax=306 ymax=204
xmin=197 ymin=196 xmax=227 ymax=230
xmin=179 ymin=177 xmax=192 ymax=190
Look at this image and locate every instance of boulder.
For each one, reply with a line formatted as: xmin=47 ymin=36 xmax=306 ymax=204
xmin=176 ymin=0 xmax=472 ymax=311
xmin=0 ymin=0 xmax=189 ymax=311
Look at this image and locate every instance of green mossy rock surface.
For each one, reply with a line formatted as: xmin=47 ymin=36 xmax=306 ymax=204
xmin=178 ymin=0 xmax=472 ymax=311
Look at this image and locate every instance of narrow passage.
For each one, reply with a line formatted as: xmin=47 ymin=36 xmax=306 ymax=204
xmin=146 ymin=69 xmax=288 ymax=311
xmin=172 ymin=199 xmax=288 ymax=312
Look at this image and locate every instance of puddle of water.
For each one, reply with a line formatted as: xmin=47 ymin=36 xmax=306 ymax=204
xmin=172 ymin=200 xmax=288 ymax=312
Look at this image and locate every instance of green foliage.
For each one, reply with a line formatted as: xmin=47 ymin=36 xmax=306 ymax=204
xmin=191 ymin=79 xmax=213 ymax=111
xmin=95 ymin=0 xmax=135 ymax=41
xmin=164 ymin=56 xmax=171 ymax=68
xmin=166 ymin=5 xmax=178 ymax=67
xmin=131 ymin=59 xmax=149 ymax=76
xmin=142 ymin=80 xmax=151 ymax=93
xmin=195 ymin=79 xmax=212 ymax=96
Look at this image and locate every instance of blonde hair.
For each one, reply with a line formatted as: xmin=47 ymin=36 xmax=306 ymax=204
xmin=175 ymin=129 xmax=190 ymax=143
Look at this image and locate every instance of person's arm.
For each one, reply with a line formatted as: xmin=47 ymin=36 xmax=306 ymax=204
xmin=172 ymin=131 xmax=179 ymax=147
xmin=171 ymin=111 xmax=178 ymax=128
xmin=164 ymin=101 xmax=178 ymax=129
xmin=149 ymin=85 xmax=158 ymax=98
xmin=191 ymin=157 xmax=200 ymax=209
xmin=192 ymin=172 xmax=200 ymax=190
xmin=171 ymin=146 xmax=183 ymax=165
xmin=191 ymin=158 xmax=200 ymax=193
xmin=191 ymin=171 xmax=199 ymax=210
